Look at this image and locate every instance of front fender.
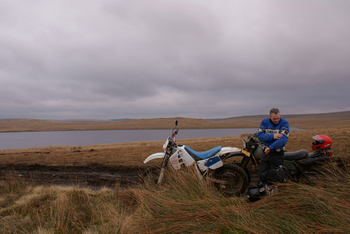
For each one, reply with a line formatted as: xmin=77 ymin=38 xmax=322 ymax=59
xmin=143 ymin=152 xmax=165 ymax=164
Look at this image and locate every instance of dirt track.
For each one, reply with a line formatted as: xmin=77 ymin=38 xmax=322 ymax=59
xmin=0 ymin=164 xmax=143 ymax=190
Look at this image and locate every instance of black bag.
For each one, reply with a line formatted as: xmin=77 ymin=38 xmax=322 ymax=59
xmin=247 ymin=186 xmax=266 ymax=201
xmin=267 ymin=165 xmax=287 ymax=183
xmin=247 ymin=184 xmax=279 ymax=202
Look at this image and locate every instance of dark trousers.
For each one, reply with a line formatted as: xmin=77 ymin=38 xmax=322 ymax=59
xmin=258 ymin=150 xmax=284 ymax=184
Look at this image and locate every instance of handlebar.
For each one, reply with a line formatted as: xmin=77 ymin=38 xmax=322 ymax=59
xmin=168 ymin=129 xmax=178 ymax=141
xmin=173 ymin=129 xmax=178 ymax=136
xmin=167 ymin=120 xmax=179 ymax=146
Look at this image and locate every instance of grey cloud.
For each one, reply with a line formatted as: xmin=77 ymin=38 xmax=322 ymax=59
xmin=0 ymin=0 xmax=349 ymax=119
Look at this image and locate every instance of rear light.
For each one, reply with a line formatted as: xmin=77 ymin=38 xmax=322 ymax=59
xmin=324 ymin=149 xmax=333 ymax=157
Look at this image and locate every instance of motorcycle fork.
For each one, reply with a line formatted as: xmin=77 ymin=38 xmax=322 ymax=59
xmin=158 ymin=154 xmax=170 ymax=184
xmin=240 ymin=153 xmax=259 ymax=172
xmin=240 ymin=156 xmax=251 ymax=169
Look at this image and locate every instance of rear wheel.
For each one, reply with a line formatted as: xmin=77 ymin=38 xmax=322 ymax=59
xmin=213 ymin=164 xmax=249 ymax=196
xmin=141 ymin=166 xmax=161 ymax=184
xmin=222 ymin=154 xmax=252 ymax=184
xmin=232 ymin=162 xmax=251 ymax=184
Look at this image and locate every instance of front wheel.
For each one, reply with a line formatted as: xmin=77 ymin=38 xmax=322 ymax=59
xmin=141 ymin=166 xmax=161 ymax=184
xmin=212 ymin=163 xmax=249 ymax=197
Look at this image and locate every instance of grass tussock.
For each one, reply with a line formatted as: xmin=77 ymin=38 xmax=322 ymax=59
xmin=0 ymin=177 xmax=131 ymax=234
xmin=1 ymin=161 xmax=350 ymax=234
xmin=127 ymin=163 xmax=350 ymax=234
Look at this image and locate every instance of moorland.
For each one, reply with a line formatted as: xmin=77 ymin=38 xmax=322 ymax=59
xmin=0 ymin=111 xmax=350 ymax=233
xmin=1 ymin=110 xmax=349 ymax=132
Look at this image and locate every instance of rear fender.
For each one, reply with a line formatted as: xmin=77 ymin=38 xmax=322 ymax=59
xmin=219 ymin=147 xmax=241 ymax=155
xmin=144 ymin=152 xmax=165 ymax=164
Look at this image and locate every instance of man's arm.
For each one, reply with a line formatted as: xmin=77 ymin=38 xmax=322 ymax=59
xmin=257 ymin=119 xmax=274 ymax=142
xmin=268 ymin=120 xmax=290 ymax=151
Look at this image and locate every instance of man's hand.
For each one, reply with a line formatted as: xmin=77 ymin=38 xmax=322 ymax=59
xmin=274 ymin=133 xmax=283 ymax=139
xmin=264 ymin=147 xmax=271 ymax=155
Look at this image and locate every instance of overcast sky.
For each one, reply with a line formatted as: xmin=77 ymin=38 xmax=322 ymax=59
xmin=1 ymin=0 xmax=349 ymax=120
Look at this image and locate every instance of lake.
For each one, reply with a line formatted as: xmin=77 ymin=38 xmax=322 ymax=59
xmin=0 ymin=128 xmax=259 ymax=150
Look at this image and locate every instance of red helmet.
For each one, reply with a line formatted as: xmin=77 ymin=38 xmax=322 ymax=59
xmin=312 ymin=135 xmax=332 ymax=150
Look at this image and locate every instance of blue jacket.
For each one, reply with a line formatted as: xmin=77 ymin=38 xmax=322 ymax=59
xmin=257 ymin=118 xmax=290 ymax=151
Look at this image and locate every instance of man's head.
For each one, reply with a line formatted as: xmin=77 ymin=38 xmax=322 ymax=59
xmin=269 ymin=108 xmax=280 ymax=125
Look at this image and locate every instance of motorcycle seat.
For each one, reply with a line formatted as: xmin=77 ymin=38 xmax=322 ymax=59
xmin=284 ymin=149 xmax=308 ymax=161
xmin=185 ymin=146 xmax=222 ymax=160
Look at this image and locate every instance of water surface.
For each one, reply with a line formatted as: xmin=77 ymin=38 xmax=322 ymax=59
xmin=0 ymin=128 xmax=258 ymax=150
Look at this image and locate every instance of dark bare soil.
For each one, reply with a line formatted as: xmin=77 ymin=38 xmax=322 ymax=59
xmin=0 ymin=164 xmax=144 ymax=190
xmin=0 ymin=164 xmax=260 ymax=192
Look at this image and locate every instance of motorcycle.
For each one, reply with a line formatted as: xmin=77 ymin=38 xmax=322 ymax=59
xmin=142 ymin=120 xmax=250 ymax=196
xmin=238 ymin=133 xmax=333 ymax=201
xmin=241 ymin=133 xmax=333 ymax=181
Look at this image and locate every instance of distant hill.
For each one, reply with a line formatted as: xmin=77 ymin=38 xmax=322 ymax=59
xmin=223 ymin=110 xmax=350 ymax=120
xmin=0 ymin=110 xmax=348 ymax=132
xmin=220 ymin=110 xmax=350 ymax=129
xmin=109 ymin=118 xmax=134 ymax=122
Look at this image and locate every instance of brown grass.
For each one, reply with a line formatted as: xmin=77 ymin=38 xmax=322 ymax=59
xmin=0 ymin=124 xmax=349 ymax=170
xmin=1 ymin=159 xmax=350 ymax=233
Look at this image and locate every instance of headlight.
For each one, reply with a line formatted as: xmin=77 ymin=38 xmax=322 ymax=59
xmin=242 ymin=140 xmax=246 ymax=149
xmin=163 ymin=139 xmax=169 ymax=151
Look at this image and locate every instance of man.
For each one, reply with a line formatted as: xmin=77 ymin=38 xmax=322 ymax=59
xmin=257 ymin=108 xmax=289 ymax=185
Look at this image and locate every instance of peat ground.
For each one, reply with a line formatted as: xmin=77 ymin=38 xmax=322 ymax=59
xmin=0 ymin=164 xmax=142 ymax=190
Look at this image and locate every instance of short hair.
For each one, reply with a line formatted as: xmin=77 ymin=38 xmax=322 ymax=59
xmin=270 ymin=108 xmax=280 ymax=115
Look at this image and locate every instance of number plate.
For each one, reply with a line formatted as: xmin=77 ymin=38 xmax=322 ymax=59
xmin=241 ymin=149 xmax=250 ymax=157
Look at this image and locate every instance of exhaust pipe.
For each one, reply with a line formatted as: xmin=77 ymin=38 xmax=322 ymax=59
xmin=298 ymin=155 xmax=330 ymax=167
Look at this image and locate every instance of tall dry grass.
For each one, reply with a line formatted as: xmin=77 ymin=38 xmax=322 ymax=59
xmin=1 ymin=159 xmax=350 ymax=233
xmin=125 ymin=161 xmax=350 ymax=234
xmin=0 ymin=173 xmax=131 ymax=233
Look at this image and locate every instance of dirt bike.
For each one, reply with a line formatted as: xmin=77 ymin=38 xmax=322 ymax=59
xmin=142 ymin=120 xmax=249 ymax=196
